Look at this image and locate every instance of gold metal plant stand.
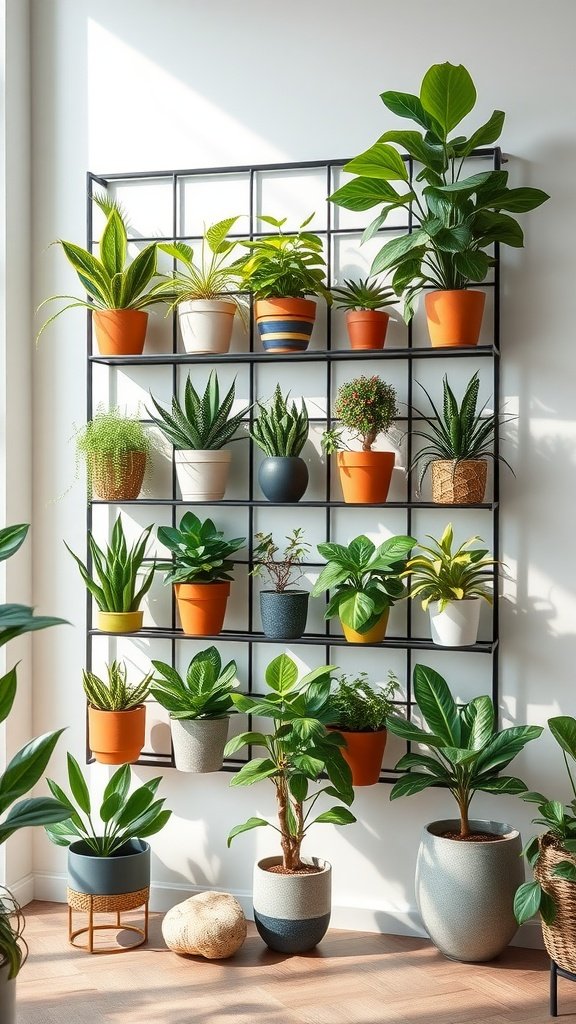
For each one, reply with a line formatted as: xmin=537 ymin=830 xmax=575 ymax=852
xmin=67 ymin=886 xmax=149 ymax=953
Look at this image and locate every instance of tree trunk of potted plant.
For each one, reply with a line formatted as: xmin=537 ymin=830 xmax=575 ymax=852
xmin=431 ymin=459 xmax=488 ymax=504
xmin=260 ymin=590 xmax=308 ymax=640
xmin=90 ymin=451 xmax=147 ymax=501
xmin=428 ymin=598 xmax=481 ymax=647
xmin=92 ymin=309 xmax=149 ymax=356
xmin=255 ymin=298 xmax=316 ymax=354
xmin=174 ymin=449 xmax=232 ymax=501
xmin=170 ymin=717 xmax=230 ymax=772
xmin=252 ymin=856 xmax=332 ymax=953
xmin=258 ymin=457 xmax=309 ymax=502
xmin=424 ymin=290 xmax=486 ymax=348
xmin=175 ymin=581 xmax=231 ymax=635
xmin=346 ymin=310 xmax=390 ymax=350
xmin=88 ymin=705 xmax=146 ymax=765
xmin=178 ymin=299 xmax=237 ymax=355
xmin=337 ymin=450 xmax=395 ymax=504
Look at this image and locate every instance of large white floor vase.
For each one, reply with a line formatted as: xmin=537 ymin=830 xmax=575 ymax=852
xmin=171 ymin=717 xmax=230 ymax=772
xmin=178 ymin=299 xmax=236 ymax=354
xmin=175 ymin=449 xmax=231 ymax=501
xmin=415 ymin=819 xmax=524 ymax=962
xmin=0 ymin=963 xmax=16 ymax=1024
xmin=253 ymin=856 xmax=331 ymax=953
xmin=429 ymin=598 xmax=481 ymax=647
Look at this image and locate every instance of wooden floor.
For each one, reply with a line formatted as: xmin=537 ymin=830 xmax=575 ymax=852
xmin=16 ymin=900 xmax=564 ymax=1024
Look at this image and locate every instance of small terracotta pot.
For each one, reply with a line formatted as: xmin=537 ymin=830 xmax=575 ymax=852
xmin=90 ymin=451 xmax=146 ymax=501
xmin=255 ymin=297 xmax=316 ymax=354
xmin=92 ymin=309 xmax=149 ymax=356
xmin=88 ymin=705 xmax=146 ymax=765
xmin=425 ymin=290 xmax=485 ymax=348
xmin=327 ymin=727 xmax=387 ymax=786
xmin=337 ymin=451 xmax=395 ymax=504
xmin=431 ymin=460 xmax=488 ymax=504
xmin=346 ymin=310 xmax=390 ymax=350
xmin=97 ymin=610 xmax=143 ymax=634
xmin=175 ymin=581 xmax=231 ymax=635
xmin=341 ymin=608 xmax=389 ymax=644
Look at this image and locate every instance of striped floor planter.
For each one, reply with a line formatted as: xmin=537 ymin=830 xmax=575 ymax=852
xmin=255 ymin=298 xmax=316 ymax=354
xmin=253 ymin=856 xmax=331 ymax=953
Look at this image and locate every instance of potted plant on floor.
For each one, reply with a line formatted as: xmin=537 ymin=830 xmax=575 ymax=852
xmin=75 ymin=405 xmax=152 ymax=501
xmin=157 ymin=512 xmax=245 ymax=635
xmin=327 ymin=671 xmax=399 ymax=785
xmin=150 ymin=647 xmax=237 ymax=772
xmin=0 ymin=524 xmax=68 ymax=1023
xmin=250 ymin=385 xmax=309 ymax=502
xmin=409 ymin=372 xmax=513 ymax=504
xmin=322 ymin=375 xmax=398 ymax=503
xmin=404 ymin=523 xmax=499 ymax=647
xmin=66 ymin=518 xmax=156 ymax=634
xmin=251 ymin=528 xmax=311 ymax=640
xmin=148 ymin=371 xmax=250 ymax=501
xmin=37 ymin=194 xmax=167 ymax=355
xmin=330 ymin=62 xmax=549 ymax=345
xmin=386 ymin=663 xmax=542 ymax=961
xmin=225 ymin=653 xmax=356 ymax=952
xmin=83 ymin=660 xmax=152 ymax=765
xmin=312 ymin=532 xmax=414 ymax=644
xmin=331 ymin=277 xmax=396 ymax=351
xmin=233 ymin=214 xmax=331 ymax=353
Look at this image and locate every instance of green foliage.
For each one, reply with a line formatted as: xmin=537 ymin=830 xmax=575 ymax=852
xmin=232 ymin=214 xmax=331 ymax=301
xmin=225 ymin=653 xmax=356 ymax=870
xmin=312 ymin=534 xmax=415 ymax=634
xmin=328 ymin=671 xmax=400 ymax=732
xmin=66 ymin=518 xmax=156 ymax=613
xmin=157 ymin=511 xmax=245 ymax=585
xmin=387 ymin=664 xmax=542 ymax=838
xmin=147 ymin=371 xmax=250 ymax=451
xmin=250 ymin=529 xmax=310 ymax=593
xmin=45 ymin=754 xmax=171 ymax=857
xmin=330 ymin=62 xmax=549 ymax=319
xmin=404 ymin=523 xmax=499 ymax=611
xmin=75 ymin=405 xmax=151 ymax=492
xmin=250 ymin=385 xmax=309 ymax=457
xmin=331 ymin=277 xmax=396 ymax=312
xmin=150 ymin=647 xmax=237 ymax=720
xmin=152 ymin=217 xmax=246 ymax=309
xmin=322 ymin=375 xmax=398 ymax=453
xmin=83 ymin=661 xmax=152 ymax=711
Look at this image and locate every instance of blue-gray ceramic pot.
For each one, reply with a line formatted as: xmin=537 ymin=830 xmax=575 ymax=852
xmin=67 ymin=838 xmax=150 ymax=896
xmin=258 ymin=457 xmax=308 ymax=502
xmin=253 ymin=856 xmax=331 ymax=953
xmin=260 ymin=591 xmax=308 ymax=640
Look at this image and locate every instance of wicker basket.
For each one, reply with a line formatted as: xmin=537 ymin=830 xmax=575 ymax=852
xmin=534 ymin=833 xmax=576 ymax=971
xmin=90 ymin=452 xmax=146 ymax=501
xmin=431 ymin=459 xmax=487 ymax=504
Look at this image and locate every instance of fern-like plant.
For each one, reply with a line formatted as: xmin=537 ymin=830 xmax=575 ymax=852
xmin=147 ymin=371 xmax=250 ymax=451
xmin=328 ymin=672 xmax=399 ymax=732
xmin=331 ymin=277 xmax=396 ymax=312
xmin=75 ymin=406 xmax=151 ymax=493
xmin=250 ymin=385 xmax=309 ymax=457
xmin=83 ymin=660 xmax=152 ymax=711
xmin=150 ymin=647 xmax=237 ymax=720
xmin=66 ymin=518 xmax=156 ymax=612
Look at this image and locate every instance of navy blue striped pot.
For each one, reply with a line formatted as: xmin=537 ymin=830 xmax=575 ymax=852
xmin=253 ymin=856 xmax=331 ymax=953
xmin=255 ymin=298 xmax=316 ymax=354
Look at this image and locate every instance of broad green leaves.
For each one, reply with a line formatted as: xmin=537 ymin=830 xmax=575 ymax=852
xmin=420 ymin=63 xmax=477 ymax=138
xmin=344 ymin=143 xmax=409 ymax=182
xmin=151 ymin=647 xmax=237 ymax=720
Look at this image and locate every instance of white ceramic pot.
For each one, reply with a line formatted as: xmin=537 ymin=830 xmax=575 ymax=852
xmin=171 ymin=717 xmax=230 ymax=772
xmin=178 ymin=299 xmax=236 ymax=354
xmin=0 ymin=962 xmax=16 ymax=1024
xmin=175 ymin=449 xmax=231 ymax=501
xmin=429 ymin=598 xmax=481 ymax=647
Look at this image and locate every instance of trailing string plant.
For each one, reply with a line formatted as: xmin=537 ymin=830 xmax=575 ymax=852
xmin=147 ymin=371 xmax=250 ymax=451
xmin=150 ymin=647 xmax=237 ymax=720
xmin=322 ymin=375 xmax=398 ymax=454
xmin=233 ymin=214 xmax=331 ymax=301
xmin=83 ymin=661 xmax=152 ymax=711
xmin=250 ymin=385 xmax=309 ymax=457
xmin=331 ymin=277 xmax=396 ymax=312
xmin=75 ymin=405 xmax=152 ymax=495
xmin=404 ymin=523 xmax=499 ymax=611
xmin=157 ymin=512 xmax=245 ymax=585
xmin=66 ymin=518 xmax=156 ymax=613
xmin=250 ymin=529 xmax=310 ymax=593
xmin=328 ymin=671 xmax=399 ymax=732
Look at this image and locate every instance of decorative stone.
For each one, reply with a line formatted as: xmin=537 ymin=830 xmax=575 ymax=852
xmin=162 ymin=891 xmax=247 ymax=959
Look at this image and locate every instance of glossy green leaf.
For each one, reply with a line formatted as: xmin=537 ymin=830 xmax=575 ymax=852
xmin=312 ymin=806 xmax=356 ymax=826
xmin=413 ymin=664 xmax=460 ymax=745
xmin=420 ymin=63 xmax=477 ymax=137
xmin=513 ymin=880 xmax=541 ymax=925
xmin=344 ymin=143 xmax=409 ymax=182
xmin=0 ymin=667 xmax=17 ymax=724
xmin=0 ymin=730 xmax=66 ymax=812
xmin=330 ymin=178 xmax=407 ymax=213
xmin=265 ymin=654 xmax=299 ymax=694
xmin=227 ymin=817 xmax=269 ymax=846
xmin=229 ymin=758 xmax=277 ymax=787
xmin=390 ymin=773 xmax=438 ymax=799
xmin=552 ymin=860 xmax=576 ymax=882
xmin=66 ymin=753 xmax=91 ymax=816
xmin=548 ymin=717 xmax=576 ymax=762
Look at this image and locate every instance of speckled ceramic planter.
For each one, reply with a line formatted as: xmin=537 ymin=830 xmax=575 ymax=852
xmin=0 ymin=963 xmax=16 ymax=1024
xmin=67 ymin=839 xmax=150 ymax=896
xmin=415 ymin=819 xmax=524 ymax=962
xmin=171 ymin=717 xmax=230 ymax=772
xmin=260 ymin=591 xmax=309 ymax=640
xmin=253 ymin=856 xmax=331 ymax=953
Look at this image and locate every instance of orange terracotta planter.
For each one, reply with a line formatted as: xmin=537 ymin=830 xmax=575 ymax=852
xmin=90 ymin=451 xmax=147 ymax=501
xmin=346 ymin=310 xmax=390 ymax=350
xmin=88 ymin=705 xmax=146 ymax=765
xmin=425 ymin=290 xmax=486 ymax=348
xmin=341 ymin=608 xmax=389 ymax=644
xmin=93 ymin=309 xmax=149 ymax=356
xmin=337 ymin=451 xmax=395 ymax=504
xmin=175 ymin=581 xmax=231 ymax=636
xmin=328 ymin=727 xmax=388 ymax=786
xmin=255 ymin=297 xmax=316 ymax=354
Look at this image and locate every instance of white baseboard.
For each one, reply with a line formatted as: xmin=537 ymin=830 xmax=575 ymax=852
xmin=3 ymin=873 xmax=35 ymax=909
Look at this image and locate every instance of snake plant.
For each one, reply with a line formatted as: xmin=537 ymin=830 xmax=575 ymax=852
xmin=66 ymin=518 xmax=156 ymax=613
xmin=83 ymin=660 xmax=152 ymax=711
xmin=250 ymin=385 xmax=309 ymax=457
xmin=147 ymin=371 xmax=250 ymax=450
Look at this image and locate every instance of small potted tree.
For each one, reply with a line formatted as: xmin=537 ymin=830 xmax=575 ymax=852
xmin=150 ymin=647 xmax=237 ymax=772
xmin=225 ymin=653 xmax=356 ymax=952
xmin=312 ymin=532 xmax=414 ymax=643
xmin=250 ymin=385 xmax=309 ymax=502
xmin=148 ymin=371 xmax=250 ymax=501
xmin=322 ymin=375 xmax=398 ymax=503
xmin=75 ymin=406 xmax=152 ymax=501
xmin=157 ymin=512 xmax=245 ymax=635
xmin=327 ymin=671 xmax=399 ymax=785
xmin=331 ymin=277 xmax=396 ymax=350
xmin=251 ymin=529 xmax=310 ymax=640
xmin=83 ymin=660 xmax=152 ymax=765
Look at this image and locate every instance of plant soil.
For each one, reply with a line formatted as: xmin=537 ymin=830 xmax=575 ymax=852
xmin=440 ymin=830 xmax=506 ymax=842
xmin=265 ymin=864 xmax=323 ymax=876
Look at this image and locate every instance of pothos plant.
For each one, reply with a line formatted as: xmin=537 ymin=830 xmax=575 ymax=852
xmin=225 ymin=654 xmax=356 ymax=872
xmin=322 ymin=375 xmax=398 ymax=455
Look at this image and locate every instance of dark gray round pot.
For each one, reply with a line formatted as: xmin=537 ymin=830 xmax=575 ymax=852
xmin=253 ymin=856 xmax=331 ymax=953
xmin=258 ymin=457 xmax=308 ymax=502
xmin=260 ymin=591 xmax=309 ymax=640
xmin=67 ymin=839 xmax=150 ymax=896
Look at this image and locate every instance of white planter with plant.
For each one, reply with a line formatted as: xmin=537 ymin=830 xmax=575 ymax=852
xmin=251 ymin=529 xmax=310 ymax=639
xmin=75 ymin=405 xmax=152 ymax=501
xmin=250 ymin=385 xmax=309 ymax=502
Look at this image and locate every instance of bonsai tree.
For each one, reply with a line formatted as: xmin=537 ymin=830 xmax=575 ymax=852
xmin=150 ymin=647 xmax=237 ymax=720
xmin=404 ymin=523 xmax=499 ymax=612
xmin=157 ymin=512 xmax=245 ymax=586
xmin=234 ymin=214 xmax=331 ymax=301
xmin=250 ymin=386 xmax=309 ymax=458
xmin=328 ymin=672 xmax=399 ymax=732
xmin=75 ymin=405 xmax=152 ymax=498
xmin=322 ymin=375 xmax=398 ymax=454
xmin=387 ymin=664 xmax=542 ymax=838
xmin=66 ymin=518 xmax=156 ymax=615
xmin=331 ymin=277 xmax=396 ymax=312
xmin=147 ymin=371 xmax=250 ymax=452
xmin=225 ymin=653 xmax=356 ymax=871
xmin=250 ymin=529 xmax=310 ymax=593
xmin=83 ymin=661 xmax=152 ymax=711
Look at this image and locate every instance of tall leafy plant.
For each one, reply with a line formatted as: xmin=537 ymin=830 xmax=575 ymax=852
xmin=66 ymin=518 xmax=156 ymax=613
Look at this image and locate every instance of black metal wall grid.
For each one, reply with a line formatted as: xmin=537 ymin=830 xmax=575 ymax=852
xmin=85 ymin=151 xmax=502 ymax=779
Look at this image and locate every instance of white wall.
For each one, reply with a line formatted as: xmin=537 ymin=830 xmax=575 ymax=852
xmin=28 ymin=0 xmax=576 ymax=940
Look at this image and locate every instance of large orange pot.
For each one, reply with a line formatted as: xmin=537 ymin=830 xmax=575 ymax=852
xmin=88 ymin=705 xmax=146 ymax=765
xmin=327 ymin=727 xmax=387 ymax=786
xmin=255 ymin=297 xmax=316 ymax=354
xmin=93 ymin=309 xmax=149 ymax=356
xmin=90 ymin=451 xmax=147 ymax=501
xmin=175 ymin=581 xmax=231 ymax=635
xmin=425 ymin=290 xmax=485 ymax=348
xmin=341 ymin=608 xmax=389 ymax=644
xmin=337 ymin=451 xmax=395 ymax=504
xmin=346 ymin=310 xmax=390 ymax=350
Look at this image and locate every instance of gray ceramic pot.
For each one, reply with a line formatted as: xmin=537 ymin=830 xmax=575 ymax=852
xmin=0 ymin=963 xmax=15 ymax=1024
xmin=171 ymin=717 xmax=230 ymax=772
xmin=415 ymin=819 xmax=524 ymax=962
xmin=67 ymin=839 xmax=150 ymax=896
xmin=260 ymin=591 xmax=309 ymax=640
xmin=258 ymin=457 xmax=309 ymax=502
xmin=253 ymin=856 xmax=331 ymax=953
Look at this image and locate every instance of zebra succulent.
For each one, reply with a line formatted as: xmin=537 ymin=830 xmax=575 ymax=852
xmin=147 ymin=371 xmax=250 ymax=451
xmin=250 ymin=385 xmax=309 ymax=457
xmin=83 ymin=660 xmax=152 ymax=711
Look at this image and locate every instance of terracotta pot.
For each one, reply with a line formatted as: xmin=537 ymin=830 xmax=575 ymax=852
xmin=327 ymin=727 xmax=387 ymax=786
xmin=431 ymin=460 xmax=488 ymax=504
xmin=97 ymin=610 xmax=143 ymax=634
xmin=90 ymin=451 xmax=146 ymax=501
xmin=337 ymin=451 xmax=395 ymax=504
xmin=346 ymin=310 xmax=390 ymax=350
xmin=175 ymin=581 xmax=231 ymax=635
xmin=177 ymin=299 xmax=236 ymax=354
xmin=88 ymin=705 xmax=146 ymax=765
xmin=255 ymin=297 xmax=316 ymax=354
xmin=341 ymin=608 xmax=389 ymax=644
xmin=424 ymin=290 xmax=485 ymax=348
xmin=92 ymin=309 xmax=149 ymax=356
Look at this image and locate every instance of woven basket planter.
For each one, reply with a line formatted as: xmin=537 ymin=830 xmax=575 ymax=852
xmin=431 ymin=459 xmax=487 ymax=504
xmin=90 ymin=451 xmax=146 ymax=501
xmin=535 ymin=833 xmax=576 ymax=972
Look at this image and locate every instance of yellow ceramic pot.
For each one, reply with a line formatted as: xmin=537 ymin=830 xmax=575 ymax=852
xmin=341 ymin=609 xmax=389 ymax=644
xmin=97 ymin=610 xmax=143 ymax=634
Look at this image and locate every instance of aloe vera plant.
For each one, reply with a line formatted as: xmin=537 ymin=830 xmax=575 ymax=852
xmin=83 ymin=661 xmax=152 ymax=711
xmin=250 ymin=385 xmax=309 ymax=457
xmin=147 ymin=371 xmax=250 ymax=450
xmin=66 ymin=518 xmax=156 ymax=612
xmin=331 ymin=277 xmax=396 ymax=311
